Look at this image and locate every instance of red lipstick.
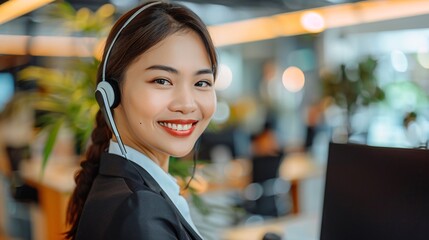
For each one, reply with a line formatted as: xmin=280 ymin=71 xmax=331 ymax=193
xmin=158 ymin=119 xmax=198 ymax=137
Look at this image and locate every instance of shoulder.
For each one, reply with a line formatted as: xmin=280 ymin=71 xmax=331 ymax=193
xmin=104 ymin=188 xmax=183 ymax=239
xmin=121 ymin=187 xmax=174 ymax=215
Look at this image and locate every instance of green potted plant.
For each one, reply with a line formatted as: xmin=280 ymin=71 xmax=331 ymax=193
xmin=18 ymin=61 xmax=99 ymax=169
xmin=321 ymin=56 xmax=385 ymax=137
xmin=14 ymin=2 xmax=114 ymax=172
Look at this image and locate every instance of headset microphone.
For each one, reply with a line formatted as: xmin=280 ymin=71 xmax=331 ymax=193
xmin=95 ymin=1 xmax=162 ymax=157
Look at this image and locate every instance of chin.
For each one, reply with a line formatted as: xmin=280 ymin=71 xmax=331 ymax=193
xmin=169 ymin=146 xmax=194 ymax=158
xmin=171 ymin=151 xmax=192 ymax=158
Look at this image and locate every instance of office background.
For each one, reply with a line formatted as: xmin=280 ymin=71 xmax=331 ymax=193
xmin=1 ymin=0 xmax=429 ymax=239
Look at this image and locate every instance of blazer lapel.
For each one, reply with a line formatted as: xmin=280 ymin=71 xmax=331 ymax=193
xmin=99 ymin=152 xmax=203 ymax=240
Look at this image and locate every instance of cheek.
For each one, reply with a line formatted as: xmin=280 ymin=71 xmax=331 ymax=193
xmin=128 ymin=91 xmax=166 ymax=121
xmin=202 ymin=92 xmax=217 ymax=119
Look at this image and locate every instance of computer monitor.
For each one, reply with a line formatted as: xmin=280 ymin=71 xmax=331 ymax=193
xmin=320 ymin=142 xmax=429 ymax=240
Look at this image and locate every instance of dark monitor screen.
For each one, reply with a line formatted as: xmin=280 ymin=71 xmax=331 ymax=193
xmin=320 ymin=142 xmax=429 ymax=240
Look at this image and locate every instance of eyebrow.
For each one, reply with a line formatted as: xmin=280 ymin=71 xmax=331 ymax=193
xmin=146 ymin=65 xmax=213 ymax=76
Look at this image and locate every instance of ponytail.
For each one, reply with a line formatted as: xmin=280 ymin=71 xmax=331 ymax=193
xmin=65 ymin=110 xmax=111 ymax=239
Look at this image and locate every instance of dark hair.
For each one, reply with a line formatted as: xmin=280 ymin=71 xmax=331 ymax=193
xmin=65 ymin=2 xmax=218 ymax=239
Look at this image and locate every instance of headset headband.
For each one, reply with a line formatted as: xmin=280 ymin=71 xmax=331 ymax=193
xmin=102 ymin=1 xmax=162 ymax=82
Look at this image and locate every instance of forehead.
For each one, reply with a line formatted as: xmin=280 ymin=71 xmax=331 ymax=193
xmin=132 ymin=30 xmax=211 ymax=68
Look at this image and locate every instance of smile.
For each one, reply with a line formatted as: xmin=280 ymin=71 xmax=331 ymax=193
xmin=158 ymin=120 xmax=198 ymax=137
xmin=159 ymin=122 xmax=193 ymax=131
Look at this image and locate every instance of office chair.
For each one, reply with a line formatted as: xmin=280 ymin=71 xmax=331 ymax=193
xmin=242 ymin=154 xmax=292 ymax=218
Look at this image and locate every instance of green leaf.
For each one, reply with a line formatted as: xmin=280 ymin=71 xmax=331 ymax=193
xmin=189 ymin=190 xmax=211 ymax=216
xmin=169 ymin=157 xmax=194 ymax=178
xmin=40 ymin=118 xmax=63 ymax=178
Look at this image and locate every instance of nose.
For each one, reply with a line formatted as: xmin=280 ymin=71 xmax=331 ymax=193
xmin=168 ymin=86 xmax=197 ymax=114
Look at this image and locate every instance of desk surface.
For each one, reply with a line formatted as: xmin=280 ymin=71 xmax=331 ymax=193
xmin=222 ymin=213 xmax=320 ymax=240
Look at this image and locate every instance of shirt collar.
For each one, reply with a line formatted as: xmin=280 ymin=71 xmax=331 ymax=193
xmin=108 ymin=140 xmax=179 ymax=196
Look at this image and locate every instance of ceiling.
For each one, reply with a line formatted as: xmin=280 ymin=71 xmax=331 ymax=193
xmin=177 ymin=0 xmax=358 ymax=9
xmin=0 ymin=0 xmax=364 ymax=37
xmin=67 ymin=0 xmax=363 ymax=25
xmin=65 ymin=0 xmax=359 ymax=10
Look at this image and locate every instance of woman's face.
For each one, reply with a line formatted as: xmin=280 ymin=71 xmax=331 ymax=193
xmin=114 ymin=30 xmax=216 ymax=162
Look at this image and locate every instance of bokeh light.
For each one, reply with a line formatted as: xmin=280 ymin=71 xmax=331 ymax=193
xmin=212 ymin=101 xmax=230 ymax=124
xmin=417 ymin=47 xmax=429 ymax=69
xmin=282 ymin=66 xmax=305 ymax=93
xmin=300 ymin=11 xmax=325 ymax=33
xmin=96 ymin=4 xmax=115 ymax=18
xmin=390 ymin=50 xmax=408 ymax=72
xmin=0 ymin=73 xmax=14 ymax=111
xmin=215 ymin=63 xmax=233 ymax=90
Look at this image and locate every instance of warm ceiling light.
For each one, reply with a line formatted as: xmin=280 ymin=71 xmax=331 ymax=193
xmin=29 ymin=36 xmax=98 ymax=57
xmin=0 ymin=34 xmax=101 ymax=57
xmin=209 ymin=0 xmax=429 ymax=47
xmin=300 ymin=11 xmax=325 ymax=33
xmin=3 ymin=0 xmax=429 ymax=56
xmin=0 ymin=34 xmax=29 ymax=55
xmin=0 ymin=0 xmax=55 ymax=25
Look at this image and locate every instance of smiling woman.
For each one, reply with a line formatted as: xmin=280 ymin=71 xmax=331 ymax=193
xmin=116 ymin=31 xmax=216 ymax=169
xmin=65 ymin=1 xmax=217 ymax=240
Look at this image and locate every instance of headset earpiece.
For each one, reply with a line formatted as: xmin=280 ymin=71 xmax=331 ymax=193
xmin=95 ymin=79 xmax=120 ymax=109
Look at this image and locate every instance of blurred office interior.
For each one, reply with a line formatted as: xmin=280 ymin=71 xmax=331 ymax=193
xmin=1 ymin=0 xmax=429 ymax=239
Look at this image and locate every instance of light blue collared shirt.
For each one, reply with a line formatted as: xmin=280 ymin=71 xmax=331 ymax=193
xmin=108 ymin=140 xmax=201 ymax=237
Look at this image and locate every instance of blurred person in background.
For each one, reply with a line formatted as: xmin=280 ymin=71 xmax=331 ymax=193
xmin=251 ymin=119 xmax=282 ymax=157
xmin=65 ymin=1 xmax=217 ymax=239
xmin=304 ymin=99 xmax=328 ymax=151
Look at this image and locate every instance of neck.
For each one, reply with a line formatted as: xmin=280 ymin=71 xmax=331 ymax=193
xmin=135 ymin=147 xmax=170 ymax=172
xmin=112 ymin=136 xmax=170 ymax=172
xmin=152 ymin=155 xmax=169 ymax=172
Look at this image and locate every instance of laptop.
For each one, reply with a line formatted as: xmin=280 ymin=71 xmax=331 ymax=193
xmin=320 ymin=142 xmax=429 ymax=240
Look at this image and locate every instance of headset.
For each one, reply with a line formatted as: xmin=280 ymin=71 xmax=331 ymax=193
xmin=95 ymin=1 xmax=162 ymax=157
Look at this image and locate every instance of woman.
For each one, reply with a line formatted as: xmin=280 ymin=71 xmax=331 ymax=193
xmin=66 ymin=1 xmax=217 ymax=239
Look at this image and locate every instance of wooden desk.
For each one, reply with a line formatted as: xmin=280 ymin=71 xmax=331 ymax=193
xmin=20 ymin=159 xmax=78 ymax=240
xmin=279 ymin=152 xmax=325 ymax=213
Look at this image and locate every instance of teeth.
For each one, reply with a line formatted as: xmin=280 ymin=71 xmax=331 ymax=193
xmin=159 ymin=122 xmax=193 ymax=131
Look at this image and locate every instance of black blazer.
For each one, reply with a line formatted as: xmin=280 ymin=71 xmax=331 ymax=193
xmin=75 ymin=152 xmax=202 ymax=240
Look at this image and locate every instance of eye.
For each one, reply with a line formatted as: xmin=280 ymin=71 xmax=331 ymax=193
xmin=195 ymin=80 xmax=213 ymax=88
xmin=153 ymin=78 xmax=172 ymax=86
